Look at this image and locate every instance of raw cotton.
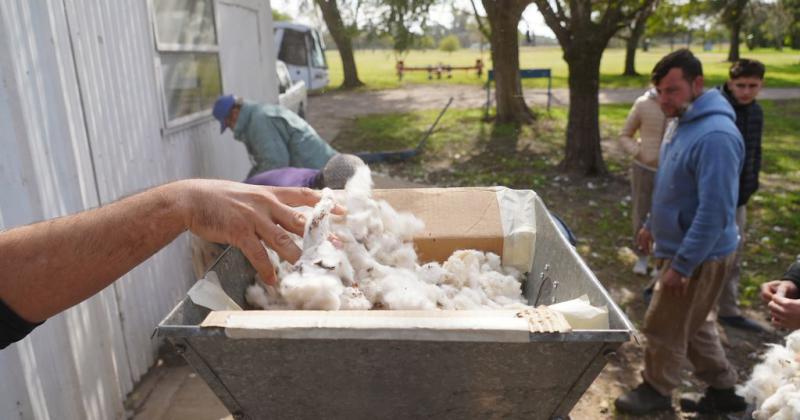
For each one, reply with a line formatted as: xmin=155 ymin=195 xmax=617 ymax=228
xmin=738 ymin=330 xmax=800 ymax=419
xmin=246 ymin=166 xmax=528 ymax=311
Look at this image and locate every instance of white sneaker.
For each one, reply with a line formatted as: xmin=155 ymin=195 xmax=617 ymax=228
xmin=633 ymin=257 xmax=649 ymax=276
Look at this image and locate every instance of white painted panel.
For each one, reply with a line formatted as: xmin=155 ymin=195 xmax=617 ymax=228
xmin=1 ymin=0 xmax=279 ymax=418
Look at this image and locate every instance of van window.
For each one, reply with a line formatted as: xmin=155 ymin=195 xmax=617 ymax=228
xmin=310 ymin=30 xmax=327 ymax=69
xmin=279 ymin=30 xmax=308 ymax=66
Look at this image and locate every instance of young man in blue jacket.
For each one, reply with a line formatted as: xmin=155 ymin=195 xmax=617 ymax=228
xmin=213 ymin=95 xmax=337 ymax=178
xmin=615 ymin=49 xmax=747 ymax=415
xmin=715 ymin=59 xmax=766 ymax=332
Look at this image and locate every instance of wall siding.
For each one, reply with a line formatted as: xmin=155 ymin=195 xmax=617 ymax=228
xmin=0 ymin=0 xmax=276 ymax=418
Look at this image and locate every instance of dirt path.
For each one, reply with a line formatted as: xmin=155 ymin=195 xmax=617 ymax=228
xmin=307 ymin=84 xmax=800 ymax=141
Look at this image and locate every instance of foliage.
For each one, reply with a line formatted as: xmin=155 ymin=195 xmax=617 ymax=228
xmin=272 ymin=10 xmax=292 ymax=22
xmin=438 ymin=35 xmax=461 ymax=53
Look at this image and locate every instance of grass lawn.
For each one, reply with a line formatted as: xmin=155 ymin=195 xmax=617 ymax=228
xmin=325 ymin=46 xmax=800 ymax=90
xmin=330 ymin=99 xmax=800 ymax=311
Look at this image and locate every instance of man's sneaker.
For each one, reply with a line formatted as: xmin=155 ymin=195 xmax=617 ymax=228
xmin=633 ymin=257 xmax=649 ymax=276
xmin=679 ymin=387 xmax=747 ymax=413
xmin=615 ymin=381 xmax=672 ymax=415
xmin=719 ymin=315 xmax=766 ymax=333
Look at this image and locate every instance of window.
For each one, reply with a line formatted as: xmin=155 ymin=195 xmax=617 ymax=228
xmin=310 ymin=30 xmax=327 ymax=69
xmin=278 ymin=30 xmax=308 ymax=67
xmin=153 ymin=0 xmax=222 ymax=123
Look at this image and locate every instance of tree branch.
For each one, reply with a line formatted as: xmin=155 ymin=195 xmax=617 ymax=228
xmin=470 ymin=0 xmax=491 ymax=39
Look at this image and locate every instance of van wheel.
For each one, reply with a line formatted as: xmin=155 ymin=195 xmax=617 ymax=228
xmin=298 ymin=103 xmax=306 ymax=119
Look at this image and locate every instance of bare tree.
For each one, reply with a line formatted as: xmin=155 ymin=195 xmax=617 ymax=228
xmin=533 ymin=0 xmax=655 ymax=175
xmin=475 ymin=0 xmax=536 ymax=124
xmin=316 ymin=0 xmax=364 ymax=88
xmin=621 ymin=0 xmax=659 ymax=76
xmin=712 ymin=0 xmax=750 ymax=62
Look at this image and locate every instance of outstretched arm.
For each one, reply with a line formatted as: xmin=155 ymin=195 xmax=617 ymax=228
xmin=0 ymin=179 xmax=332 ymax=323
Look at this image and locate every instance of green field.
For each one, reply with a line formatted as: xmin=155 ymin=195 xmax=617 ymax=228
xmin=325 ymin=46 xmax=800 ymax=90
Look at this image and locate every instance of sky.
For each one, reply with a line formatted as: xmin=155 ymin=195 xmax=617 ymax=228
xmin=270 ymin=0 xmax=557 ymax=39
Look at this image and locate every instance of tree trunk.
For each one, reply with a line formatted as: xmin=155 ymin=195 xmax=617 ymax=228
xmin=562 ymin=48 xmax=606 ymax=175
xmin=623 ymin=2 xmax=654 ymax=76
xmin=726 ymin=0 xmax=748 ymax=62
xmin=483 ymin=0 xmax=534 ymax=124
xmin=728 ymin=19 xmax=742 ymax=62
xmin=316 ymin=0 xmax=363 ymax=88
xmin=623 ymin=29 xmax=645 ymax=76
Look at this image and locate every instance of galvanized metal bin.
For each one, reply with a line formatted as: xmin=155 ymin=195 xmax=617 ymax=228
xmin=158 ymin=193 xmax=635 ymax=420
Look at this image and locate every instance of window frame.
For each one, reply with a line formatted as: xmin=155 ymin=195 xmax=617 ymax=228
xmin=148 ymin=0 xmax=224 ymax=131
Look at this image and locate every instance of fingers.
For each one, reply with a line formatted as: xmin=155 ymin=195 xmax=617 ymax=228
xmin=776 ymin=283 xmax=789 ymax=298
xmin=255 ymin=218 xmax=302 ymax=264
xmin=272 ymin=187 xmax=323 ymax=208
xmin=271 ymin=187 xmax=347 ymax=215
xmin=269 ymin=202 xmax=308 ymax=237
xmin=238 ymin=235 xmax=277 ymax=285
xmin=761 ymin=283 xmax=776 ymax=302
xmin=768 ymin=297 xmax=788 ymax=317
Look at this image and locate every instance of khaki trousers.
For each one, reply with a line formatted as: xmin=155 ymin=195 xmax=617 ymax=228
xmin=717 ymin=205 xmax=747 ymax=317
xmin=642 ymin=254 xmax=738 ymax=395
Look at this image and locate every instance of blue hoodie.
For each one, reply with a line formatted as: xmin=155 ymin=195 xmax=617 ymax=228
xmin=649 ymin=89 xmax=744 ymax=277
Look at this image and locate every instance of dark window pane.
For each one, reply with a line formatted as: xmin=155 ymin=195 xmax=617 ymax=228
xmin=161 ymin=52 xmax=222 ymax=120
xmin=279 ymin=30 xmax=308 ymax=66
xmin=155 ymin=0 xmax=217 ymax=46
xmin=310 ymin=30 xmax=327 ymax=68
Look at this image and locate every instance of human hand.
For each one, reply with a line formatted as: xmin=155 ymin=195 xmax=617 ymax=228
xmin=768 ymin=294 xmax=800 ymax=330
xmin=636 ymin=227 xmax=653 ymax=256
xmin=660 ymin=268 xmax=689 ymax=298
xmin=761 ymin=280 xmax=800 ymax=303
xmin=174 ymin=180 xmax=344 ymax=285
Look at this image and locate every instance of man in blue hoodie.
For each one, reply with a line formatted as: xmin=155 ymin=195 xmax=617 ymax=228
xmin=213 ymin=95 xmax=337 ymax=178
xmin=615 ymin=49 xmax=746 ymax=415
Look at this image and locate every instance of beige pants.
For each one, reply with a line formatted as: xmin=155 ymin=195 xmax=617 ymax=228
xmin=642 ymin=254 xmax=738 ymax=395
xmin=631 ymin=163 xmax=656 ymax=255
xmin=717 ymin=205 xmax=747 ymax=317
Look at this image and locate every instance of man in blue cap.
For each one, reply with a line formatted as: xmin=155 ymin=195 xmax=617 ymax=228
xmin=213 ymin=95 xmax=337 ymax=178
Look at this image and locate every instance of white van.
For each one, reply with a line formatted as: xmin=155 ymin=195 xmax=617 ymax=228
xmin=273 ymin=22 xmax=329 ymax=90
xmin=276 ymin=60 xmax=307 ymax=118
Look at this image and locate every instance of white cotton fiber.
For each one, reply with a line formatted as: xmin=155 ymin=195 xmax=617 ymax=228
xmin=738 ymin=330 xmax=800 ymax=419
xmin=246 ymin=166 xmax=531 ymax=313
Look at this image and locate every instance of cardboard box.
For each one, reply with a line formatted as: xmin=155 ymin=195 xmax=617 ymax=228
xmin=373 ymin=187 xmax=536 ymax=272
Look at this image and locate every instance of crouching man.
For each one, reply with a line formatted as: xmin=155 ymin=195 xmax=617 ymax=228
xmin=615 ymin=49 xmax=747 ymax=415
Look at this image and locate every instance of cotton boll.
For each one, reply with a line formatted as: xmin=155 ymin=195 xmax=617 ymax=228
xmin=246 ymin=282 xmax=289 ymax=310
xmin=785 ymin=329 xmax=800 ymax=354
xmin=377 ymin=201 xmax=424 ymax=240
xmin=754 ymin=384 xmax=800 ymax=420
xmin=339 ymin=287 xmax=372 ymax=310
xmin=416 ymin=263 xmax=449 ymax=285
xmin=246 ymin=167 xmax=532 ymax=314
xmin=739 ymin=344 xmax=798 ymax=406
xmin=280 ymin=270 xmax=343 ymax=310
xmin=245 ymin=284 xmax=270 ymax=309
xmin=379 ymin=276 xmax=440 ymax=310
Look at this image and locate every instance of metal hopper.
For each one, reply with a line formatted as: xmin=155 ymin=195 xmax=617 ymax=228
xmin=157 ymin=192 xmax=635 ymax=420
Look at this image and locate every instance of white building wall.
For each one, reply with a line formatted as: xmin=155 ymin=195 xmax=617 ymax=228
xmin=0 ymin=1 xmax=277 ymax=419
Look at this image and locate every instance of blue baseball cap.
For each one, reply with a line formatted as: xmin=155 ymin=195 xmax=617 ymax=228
xmin=212 ymin=94 xmax=236 ymax=133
